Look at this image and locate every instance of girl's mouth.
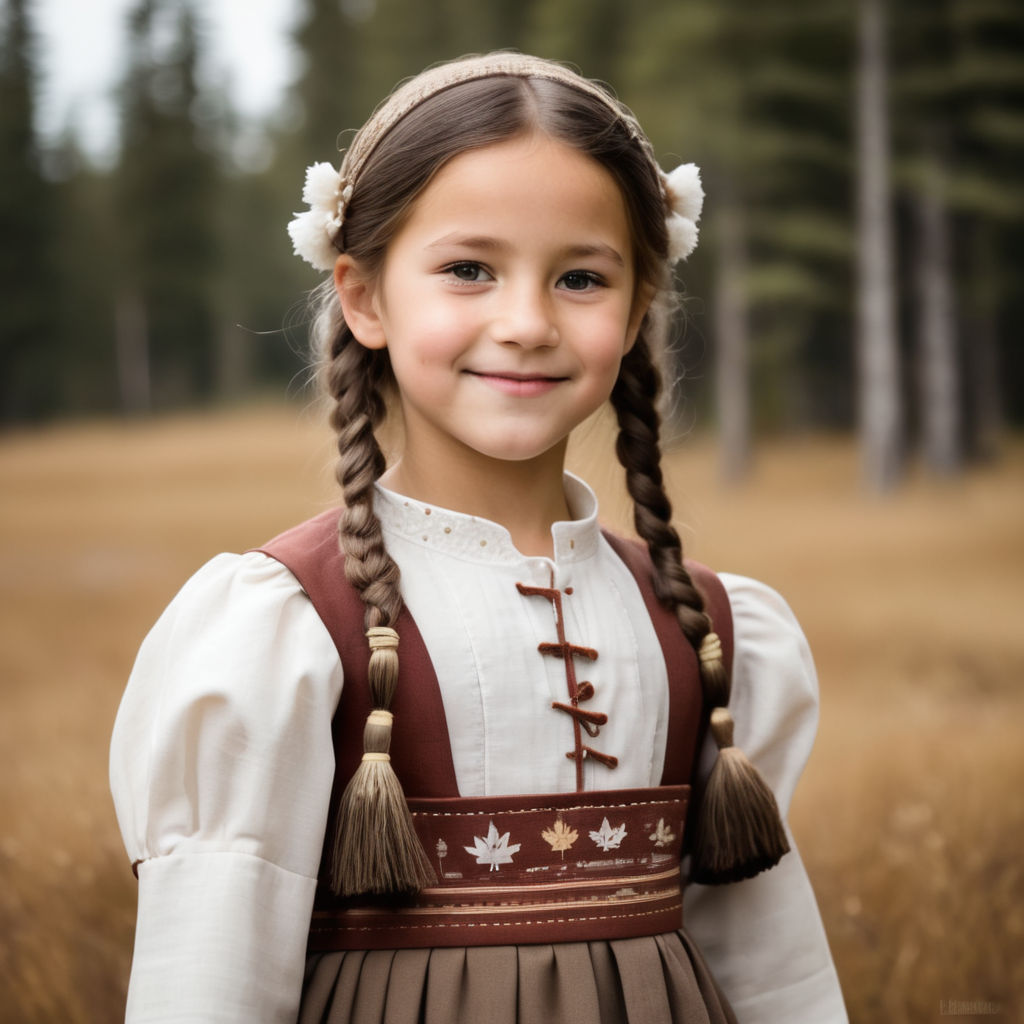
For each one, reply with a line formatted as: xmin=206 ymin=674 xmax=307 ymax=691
xmin=465 ymin=370 xmax=568 ymax=397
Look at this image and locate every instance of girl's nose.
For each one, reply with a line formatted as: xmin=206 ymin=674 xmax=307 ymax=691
xmin=492 ymin=281 xmax=559 ymax=349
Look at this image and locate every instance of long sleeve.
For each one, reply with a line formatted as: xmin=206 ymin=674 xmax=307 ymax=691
xmin=683 ymin=574 xmax=848 ymax=1024
xmin=110 ymin=552 xmax=343 ymax=1024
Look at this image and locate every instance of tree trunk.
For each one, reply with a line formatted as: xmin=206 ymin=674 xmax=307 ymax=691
xmin=115 ymin=292 xmax=151 ymax=414
xmin=914 ymin=152 xmax=961 ymax=475
xmin=856 ymin=0 xmax=902 ymax=490
xmin=966 ymin=221 xmax=1002 ymax=460
xmin=714 ymin=188 xmax=750 ymax=482
xmin=218 ymin=323 xmax=250 ymax=401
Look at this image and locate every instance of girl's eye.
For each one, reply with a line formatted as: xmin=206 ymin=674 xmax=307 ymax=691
xmin=446 ymin=262 xmax=492 ymax=283
xmin=559 ymin=270 xmax=601 ymax=292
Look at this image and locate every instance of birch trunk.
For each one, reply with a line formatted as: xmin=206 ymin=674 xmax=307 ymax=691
xmin=856 ymin=0 xmax=902 ymax=490
xmin=714 ymin=189 xmax=750 ymax=482
xmin=914 ymin=153 xmax=961 ymax=475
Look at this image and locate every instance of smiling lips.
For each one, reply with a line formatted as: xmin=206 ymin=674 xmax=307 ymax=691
xmin=465 ymin=370 xmax=569 ymax=397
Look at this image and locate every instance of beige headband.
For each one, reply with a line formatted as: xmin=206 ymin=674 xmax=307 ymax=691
xmin=288 ymin=52 xmax=704 ymax=271
xmin=345 ymin=53 xmax=654 ymax=195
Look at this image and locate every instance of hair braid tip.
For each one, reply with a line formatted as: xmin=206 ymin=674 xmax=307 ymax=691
xmin=689 ymin=710 xmax=791 ymax=885
xmin=328 ymin=655 xmax=435 ymax=896
xmin=329 ymin=756 xmax=437 ymax=896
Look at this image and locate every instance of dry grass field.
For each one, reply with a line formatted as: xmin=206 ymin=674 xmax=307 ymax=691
xmin=1 ymin=402 xmax=1022 ymax=1023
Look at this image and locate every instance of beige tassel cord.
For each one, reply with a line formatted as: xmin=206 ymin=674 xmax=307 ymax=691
xmin=329 ymin=627 xmax=437 ymax=896
xmin=689 ymin=632 xmax=791 ymax=886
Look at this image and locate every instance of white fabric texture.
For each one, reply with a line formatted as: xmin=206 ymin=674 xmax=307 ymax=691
xmin=110 ymin=475 xmax=847 ymax=1024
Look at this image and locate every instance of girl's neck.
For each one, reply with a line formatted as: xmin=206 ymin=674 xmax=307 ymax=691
xmin=379 ymin=440 xmax=571 ymax=559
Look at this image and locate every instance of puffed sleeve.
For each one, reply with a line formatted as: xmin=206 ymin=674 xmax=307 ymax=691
xmin=110 ymin=551 xmax=343 ymax=1024
xmin=683 ymin=575 xmax=849 ymax=1024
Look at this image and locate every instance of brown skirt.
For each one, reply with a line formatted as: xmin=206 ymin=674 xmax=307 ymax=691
xmin=299 ymin=929 xmax=738 ymax=1024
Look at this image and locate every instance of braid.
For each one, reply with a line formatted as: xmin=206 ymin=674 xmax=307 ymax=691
xmin=611 ymin=331 xmax=789 ymax=885
xmin=610 ymin=336 xmax=729 ymax=708
xmin=328 ymin=335 xmax=402 ymax=635
xmin=321 ymin=322 xmax=436 ymax=896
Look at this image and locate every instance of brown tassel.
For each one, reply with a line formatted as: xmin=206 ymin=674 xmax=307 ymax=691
xmin=690 ymin=706 xmax=791 ymax=885
xmin=329 ymin=628 xmax=437 ymax=896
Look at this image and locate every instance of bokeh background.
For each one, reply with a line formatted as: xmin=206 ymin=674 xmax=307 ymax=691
xmin=1 ymin=0 xmax=1023 ymax=1021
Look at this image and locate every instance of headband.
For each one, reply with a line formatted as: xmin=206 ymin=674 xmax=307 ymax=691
xmin=288 ymin=53 xmax=703 ymax=272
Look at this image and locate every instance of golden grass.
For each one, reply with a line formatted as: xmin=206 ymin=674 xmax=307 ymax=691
xmin=1 ymin=403 xmax=1022 ymax=1022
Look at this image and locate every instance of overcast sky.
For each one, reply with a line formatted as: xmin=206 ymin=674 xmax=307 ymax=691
xmin=30 ymin=0 xmax=301 ymax=165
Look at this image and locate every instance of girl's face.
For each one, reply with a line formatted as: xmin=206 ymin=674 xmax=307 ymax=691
xmin=336 ymin=133 xmax=648 ymax=467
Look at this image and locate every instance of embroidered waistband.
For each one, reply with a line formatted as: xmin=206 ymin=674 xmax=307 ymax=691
xmin=309 ymin=785 xmax=688 ymax=950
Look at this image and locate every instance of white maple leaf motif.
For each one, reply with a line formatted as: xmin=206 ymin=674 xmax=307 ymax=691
xmin=649 ymin=818 xmax=676 ymax=848
xmin=589 ymin=817 xmax=628 ymax=851
xmin=464 ymin=820 xmax=521 ymax=871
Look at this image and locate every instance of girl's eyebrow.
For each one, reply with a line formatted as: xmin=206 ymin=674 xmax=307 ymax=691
xmin=425 ymin=233 xmax=513 ymax=254
xmin=559 ymin=243 xmax=624 ymax=267
xmin=425 ymin=233 xmax=624 ymax=267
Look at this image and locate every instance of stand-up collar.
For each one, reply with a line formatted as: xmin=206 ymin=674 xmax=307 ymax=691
xmin=374 ymin=473 xmax=600 ymax=567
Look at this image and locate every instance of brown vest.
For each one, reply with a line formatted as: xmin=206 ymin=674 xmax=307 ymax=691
xmin=257 ymin=508 xmax=734 ymax=949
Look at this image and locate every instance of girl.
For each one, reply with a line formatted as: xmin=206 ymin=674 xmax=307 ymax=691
xmin=111 ymin=53 xmax=848 ymax=1024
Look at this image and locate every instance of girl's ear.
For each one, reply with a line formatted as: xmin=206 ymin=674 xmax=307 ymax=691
xmin=334 ymin=256 xmax=387 ymax=350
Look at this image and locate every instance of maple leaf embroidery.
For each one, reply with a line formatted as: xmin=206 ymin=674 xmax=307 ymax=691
xmin=541 ymin=818 xmax=578 ymax=858
xmin=649 ymin=818 xmax=676 ymax=848
xmin=464 ymin=820 xmax=521 ymax=871
xmin=589 ymin=817 xmax=628 ymax=851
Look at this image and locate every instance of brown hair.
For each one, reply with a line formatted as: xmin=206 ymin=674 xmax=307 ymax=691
xmin=313 ymin=65 xmax=787 ymax=895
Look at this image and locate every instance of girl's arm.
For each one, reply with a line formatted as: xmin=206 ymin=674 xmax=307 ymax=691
xmin=110 ymin=552 xmax=343 ymax=1024
xmin=683 ymin=574 xmax=849 ymax=1024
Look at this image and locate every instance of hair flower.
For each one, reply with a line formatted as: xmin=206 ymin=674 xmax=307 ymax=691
xmin=288 ymin=161 xmax=347 ymax=271
xmin=660 ymin=163 xmax=704 ymax=263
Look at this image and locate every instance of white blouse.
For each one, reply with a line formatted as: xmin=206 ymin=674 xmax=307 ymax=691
xmin=110 ymin=475 xmax=848 ymax=1024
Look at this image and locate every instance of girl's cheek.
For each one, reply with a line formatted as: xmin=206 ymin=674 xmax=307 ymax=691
xmin=392 ymin=326 xmax=467 ymax=373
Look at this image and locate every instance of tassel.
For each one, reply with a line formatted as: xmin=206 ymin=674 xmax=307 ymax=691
xmin=689 ymin=632 xmax=791 ymax=885
xmin=690 ymin=707 xmax=791 ymax=884
xmin=329 ymin=628 xmax=437 ymax=896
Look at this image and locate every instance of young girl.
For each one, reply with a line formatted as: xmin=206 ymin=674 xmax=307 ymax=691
xmin=111 ymin=53 xmax=848 ymax=1024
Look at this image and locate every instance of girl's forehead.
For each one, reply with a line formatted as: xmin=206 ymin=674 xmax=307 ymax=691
xmin=399 ymin=134 xmax=631 ymax=251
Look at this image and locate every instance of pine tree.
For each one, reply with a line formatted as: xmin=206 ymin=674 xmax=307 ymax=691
xmin=0 ymin=0 xmax=57 ymax=421
xmin=624 ymin=0 xmax=854 ymax=472
xmin=292 ymin=0 xmax=374 ymax=169
xmin=116 ymin=0 xmax=220 ymax=408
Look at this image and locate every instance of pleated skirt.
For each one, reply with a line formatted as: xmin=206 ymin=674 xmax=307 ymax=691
xmin=299 ymin=929 xmax=737 ymax=1024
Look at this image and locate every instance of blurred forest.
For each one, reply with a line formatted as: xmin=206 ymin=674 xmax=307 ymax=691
xmin=1 ymin=0 xmax=1023 ymax=483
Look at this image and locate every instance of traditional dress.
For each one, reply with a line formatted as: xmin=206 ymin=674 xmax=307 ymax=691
xmin=110 ymin=474 xmax=848 ymax=1023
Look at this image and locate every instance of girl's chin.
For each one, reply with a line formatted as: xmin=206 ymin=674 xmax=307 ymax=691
xmin=460 ymin=434 xmax=570 ymax=465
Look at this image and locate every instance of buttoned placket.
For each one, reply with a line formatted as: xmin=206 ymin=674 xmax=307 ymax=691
xmin=375 ymin=475 xmax=613 ymax=792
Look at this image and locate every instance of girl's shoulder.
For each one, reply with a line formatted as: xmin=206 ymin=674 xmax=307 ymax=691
xmin=169 ymin=548 xmax=306 ymax=604
xmin=131 ymin=549 xmax=339 ymax=678
xmin=713 ymin=572 xmax=820 ymax=819
xmin=157 ymin=541 xmax=342 ymax=624
xmin=113 ymin=551 xmax=341 ymax=778
xmin=111 ymin=550 xmax=343 ymax=868
xmin=718 ymin=572 xmax=814 ymax=663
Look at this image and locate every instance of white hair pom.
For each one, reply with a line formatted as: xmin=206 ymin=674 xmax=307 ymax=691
xmin=288 ymin=162 xmax=350 ymax=271
xmin=287 ymin=208 xmax=339 ymax=272
xmin=666 ymin=212 xmax=699 ymax=263
xmin=303 ymin=161 xmax=343 ymax=209
xmin=663 ymin=163 xmax=704 ymax=223
xmin=659 ymin=163 xmax=704 ymax=263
